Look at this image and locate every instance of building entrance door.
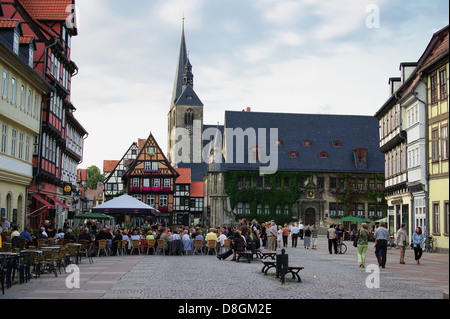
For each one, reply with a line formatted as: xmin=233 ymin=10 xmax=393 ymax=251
xmin=305 ymin=208 xmax=316 ymax=226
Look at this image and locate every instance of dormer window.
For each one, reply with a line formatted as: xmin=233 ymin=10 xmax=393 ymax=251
xmin=333 ymin=141 xmax=341 ymax=147
xmin=320 ymin=152 xmax=328 ymax=158
xmin=13 ymin=31 xmax=20 ymax=54
xmin=290 ymin=151 xmax=298 ymax=158
xmin=303 ymin=140 xmax=311 ymax=147
xmin=28 ymin=47 xmax=34 ymax=67
xmin=275 ymin=139 xmax=282 ymax=146
xmin=354 ymin=148 xmax=368 ymax=168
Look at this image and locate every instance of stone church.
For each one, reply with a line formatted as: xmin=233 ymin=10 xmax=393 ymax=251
xmin=167 ymin=23 xmax=386 ymax=231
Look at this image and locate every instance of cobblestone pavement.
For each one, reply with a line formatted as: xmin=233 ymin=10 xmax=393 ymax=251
xmin=1 ymin=237 xmax=448 ymax=300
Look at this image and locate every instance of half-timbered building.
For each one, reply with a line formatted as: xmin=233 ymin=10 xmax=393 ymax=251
xmin=122 ymin=133 xmax=179 ymax=224
xmin=103 ymin=142 xmax=139 ymax=201
xmin=1 ymin=0 xmax=87 ymax=230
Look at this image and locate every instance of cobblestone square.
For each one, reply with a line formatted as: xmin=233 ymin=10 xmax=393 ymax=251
xmin=1 ymin=237 xmax=448 ymax=300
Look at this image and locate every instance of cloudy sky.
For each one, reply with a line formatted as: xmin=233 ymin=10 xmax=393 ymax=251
xmin=70 ymin=0 xmax=449 ymax=171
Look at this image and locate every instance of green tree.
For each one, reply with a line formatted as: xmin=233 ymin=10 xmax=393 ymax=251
xmin=86 ymin=165 xmax=104 ymax=190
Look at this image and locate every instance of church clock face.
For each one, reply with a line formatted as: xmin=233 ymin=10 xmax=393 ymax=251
xmin=307 ymin=190 xmax=316 ymax=199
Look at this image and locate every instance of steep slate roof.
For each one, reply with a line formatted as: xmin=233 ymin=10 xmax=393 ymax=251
xmin=171 ymin=21 xmax=189 ymax=106
xmin=223 ymin=110 xmax=384 ymax=174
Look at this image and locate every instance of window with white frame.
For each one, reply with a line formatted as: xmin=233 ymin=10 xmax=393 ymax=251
xmin=13 ymin=32 xmax=19 ymax=54
xmin=132 ymin=178 xmax=139 ymax=187
xmin=25 ymin=135 xmax=31 ymax=162
xmin=11 ymin=128 xmax=17 ymax=157
xmin=2 ymin=70 xmax=8 ymax=99
xmin=11 ymin=77 xmax=17 ymax=104
xmin=20 ymin=85 xmax=25 ymax=110
xmin=164 ymin=179 xmax=171 ymax=188
xmin=153 ymin=178 xmax=160 ymax=188
xmin=159 ymin=195 xmax=168 ymax=207
xmin=1 ymin=124 xmax=7 ymax=154
xmin=27 ymin=89 xmax=32 ymax=114
xmin=147 ymin=195 xmax=155 ymax=207
xmin=18 ymin=132 xmax=24 ymax=160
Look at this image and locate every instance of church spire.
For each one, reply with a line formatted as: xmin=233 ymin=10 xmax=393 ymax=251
xmin=171 ymin=18 xmax=189 ymax=107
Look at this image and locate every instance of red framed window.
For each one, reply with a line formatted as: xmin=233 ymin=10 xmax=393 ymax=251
xmin=290 ymin=151 xmax=298 ymax=158
xmin=303 ymin=140 xmax=311 ymax=147
xmin=320 ymin=152 xmax=328 ymax=158
xmin=333 ymin=141 xmax=341 ymax=147
xmin=432 ymin=128 xmax=440 ymax=162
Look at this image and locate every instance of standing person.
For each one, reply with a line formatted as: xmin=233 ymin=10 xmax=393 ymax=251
xmin=240 ymin=218 xmax=249 ymax=237
xmin=291 ymin=223 xmax=299 ymax=248
xmin=327 ymin=225 xmax=338 ymax=254
xmin=299 ymin=222 xmax=304 ymax=240
xmin=374 ymin=221 xmax=390 ymax=268
xmin=304 ymin=225 xmax=311 ymax=249
xmin=282 ymin=224 xmax=289 ymax=248
xmin=412 ymin=227 xmax=425 ymax=265
xmin=268 ymin=222 xmax=277 ymax=251
xmin=311 ymin=225 xmax=319 ymax=250
xmin=356 ymin=223 xmax=370 ymax=268
xmin=260 ymin=223 xmax=267 ymax=249
xmin=396 ymin=223 xmax=408 ymax=264
xmin=276 ymin=226 xmax=283 ymax=250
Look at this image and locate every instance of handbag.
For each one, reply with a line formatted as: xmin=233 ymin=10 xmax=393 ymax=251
xmin=353 ymin=230 xmax=360 ymax=248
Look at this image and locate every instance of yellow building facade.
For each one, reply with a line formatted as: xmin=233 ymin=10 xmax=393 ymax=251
xmin=0 ymin=34 xmax=52 ymax=230
xmin=423 ymin=27 xmax=449 ymax=253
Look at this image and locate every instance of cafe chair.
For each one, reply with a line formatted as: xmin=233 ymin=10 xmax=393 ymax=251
xmin=130 ymin=240 xmax=140 ymax=255
xmin=156 ymin=239 xmax=166 ymax=255
xmin=97 ymin=240 xmax=108 ymax=257
xmin=206 ymin=240 xmax=217 ymax=255
xmin=146 ymin=239 xmax=156 ymax=255
xmin=194 ymin=240 xmax=204 ymax=255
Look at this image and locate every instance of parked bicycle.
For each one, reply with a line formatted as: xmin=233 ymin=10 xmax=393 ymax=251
xmin=425 ymin=236 xmax=436 ymax=253
xmin=386 ymin=236 xmax=396 ymax=250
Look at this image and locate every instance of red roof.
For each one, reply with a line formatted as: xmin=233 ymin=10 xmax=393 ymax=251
xmin=175 ymin=168 xmax=191 ymax=184
xmin=103 ymin=160 xmax=119 ymax=173
xmin=0 ymin=19 xmax=20 ymax=28
xmin=19 ymin=0 xmax=74 ymax=21
xmin=190 ymin=181 xmax=204 ymax=197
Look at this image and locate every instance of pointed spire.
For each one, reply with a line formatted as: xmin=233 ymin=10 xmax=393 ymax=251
xmin=171 ymin=17 xmax=189 ymax=106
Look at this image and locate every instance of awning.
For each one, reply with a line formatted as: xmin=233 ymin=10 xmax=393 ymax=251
xmin=48 ymin=196 xmax=69 ymax=210
xmin=31 ymin=194 xmax=54 ymax=208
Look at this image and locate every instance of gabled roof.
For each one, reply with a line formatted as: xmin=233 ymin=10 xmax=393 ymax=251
xmin=175 ymin=84 xmax=203 ymax=107
xmin=176 ymin=168 xmax=191 ymax=184
xmin=419 ymin=25 xmax=449 ymax=74
xmin=103 ymin=160 xmax=120 ymax=173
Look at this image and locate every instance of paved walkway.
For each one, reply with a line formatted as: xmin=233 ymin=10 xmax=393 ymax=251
xmin=1 ymin=237 xmax=448 ymax=300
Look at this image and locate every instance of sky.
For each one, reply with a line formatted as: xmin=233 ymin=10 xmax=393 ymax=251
xmin=69 ymin=0 xmax=449 ymax=172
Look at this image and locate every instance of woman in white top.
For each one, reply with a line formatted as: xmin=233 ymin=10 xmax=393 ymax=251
xmin=277 ymin=226 xmax=283 ymax=250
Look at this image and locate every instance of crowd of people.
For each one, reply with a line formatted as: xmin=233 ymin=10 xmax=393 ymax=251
xmin=1 ymin=216 xmax=429 ymax=268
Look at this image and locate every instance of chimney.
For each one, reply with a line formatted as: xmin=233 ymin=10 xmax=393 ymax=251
xmin=246 ymin=107 xmax=251 ymax=112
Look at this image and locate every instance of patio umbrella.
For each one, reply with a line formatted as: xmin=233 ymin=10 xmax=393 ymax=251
xmin=92 ymin=194 xmax=160 ymax=217
xmin=75 ymin=213 xmax=115 ymax=220
xmin=336 ymin=216 xmax=371 ymax=223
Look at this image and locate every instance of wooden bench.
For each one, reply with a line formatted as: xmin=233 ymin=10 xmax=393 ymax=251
xmin=260 ymin=260 xmax=304 ymax=283
xmin=257 ymin=250 xmax=277 ymax=260
xmin=236 ymin=251 xmax=254 ymax=263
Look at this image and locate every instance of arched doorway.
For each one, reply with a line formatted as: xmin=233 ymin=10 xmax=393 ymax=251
xmin=305 ymin=207 xmax=316 ymax=226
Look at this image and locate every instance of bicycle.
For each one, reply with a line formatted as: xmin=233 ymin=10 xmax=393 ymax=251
xmin=337 ymin=241 xmax=347 ymax=254
xmin=386 ymin=236 xmax=396 ymax=250
xmin=425 ymin=236 xmax=436 ymax=253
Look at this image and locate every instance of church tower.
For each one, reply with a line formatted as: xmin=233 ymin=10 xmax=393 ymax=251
xmin=168 ymin=19 xmax=204 ymax=166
